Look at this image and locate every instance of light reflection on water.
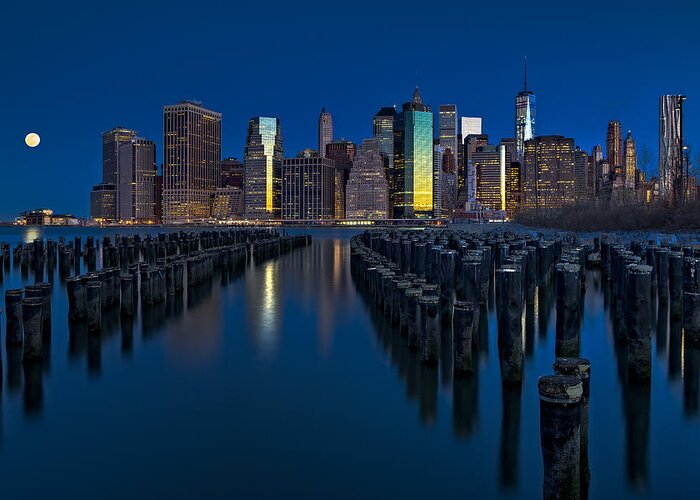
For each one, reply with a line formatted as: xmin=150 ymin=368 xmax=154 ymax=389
xmin=0 ymin=227 xmax=698 ymax=498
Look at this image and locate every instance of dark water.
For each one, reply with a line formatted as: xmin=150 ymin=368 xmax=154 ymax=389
xmin=0 ymin=226 xmax=698 ymax=498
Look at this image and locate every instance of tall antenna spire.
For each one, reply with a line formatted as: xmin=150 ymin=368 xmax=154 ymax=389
xmin=524 ymin=56 xmax=528 ymax=92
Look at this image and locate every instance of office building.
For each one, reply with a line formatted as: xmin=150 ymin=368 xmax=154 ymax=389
xmin=325 ymin=140 xmax=356 ymax=219
xmin=282 ymin=156 xmax=335 ymax=220
xmin=162 ymin=101 xmax=221 ymax=223
xmin=346 ymin=138 xmax=389 ymax=219
xmin=211 ymin=187 xmax=244 ymax=220
xmin=523 ymin=135 xmax=576 ymax=209
xmin=574 ymin=147 xmax=589 ymax=203
xmin=393 ymin=87 xmax=433 ymax=218
xmin=90 ymin=184 xmax=117 ymax=222
xmin=244 ymin=116 xmax=283 ymax=220
xmin=606 ymin=120 xmax=623 ymax=174
xmin=373 ymin=106 xmax=397 ymax=197
xmin=461 ymin=117 xmax=482 ymax=138
xmin=473 ymin=144 xmax=508 ymax=211
xmin=624 ymin=131 xmax=637 ymax=190
xmin=118 ymin=138 xmax=157 ymax=222
xmin=221 ymin=157 xmax=245 ymax=189
xmin=318 ymin=108 xmax=333 ymax=158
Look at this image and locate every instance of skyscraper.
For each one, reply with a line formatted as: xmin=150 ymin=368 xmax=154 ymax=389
xmin=574 ymin=147 xmax=589 ymax=203
xmin=318 ymin=108 xmax=333 ymax=159
xmin=221 ymin=157 xmax=245 ymax=189
xmin=461 ymin=117 xmax=482 ymax=138
xmin=162 ymin=101 xmax=221 ymax=223
xmin=118 ymin=138 xmax=157 ymax=222
xmin=438 ymin=104 xmax=458 ymax=217
xmin=373 ymin=107 xmax=397 ymax=198
xmin=624 ymin=131 xmax=637 ymax=190
xmin=464 ymin=134 xmax=489 ymax=202
xmin=515 ymin=59 xmax=536 ymax=159
xmin=523 ymin=135 xmax=576 ymax=209
xmin=325 ymin=140 xmax=356 ymax=219
xmin=659 ymin=95 xmax=686 ymax=204
xmin=439 ymin=105 xmax=458 ymax=165
xmin=393 ymin=87 xmax=434 ymax=218
xmin=244 ymin=117 xmax=283 ymax=220
xmin=92 ymin=126 xmax=137 ymax=220
xmin=281 ymin=156 xmax=335 ymax=220
xmin=346 ymin=138 xmax=389 ymax=219
xmin=102 ymin=127 xmax=137 ymax=186
xmin=90 ymin=184 xmax=117 ymax=222
xmin=606 ymin=120 xmax=623 ymax=174
xmin=473 ymin=144 xmax=508 ymax=211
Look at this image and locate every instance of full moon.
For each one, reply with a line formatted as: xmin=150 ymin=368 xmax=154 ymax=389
xmin=25 ymin=133 xmax=41 ymax=148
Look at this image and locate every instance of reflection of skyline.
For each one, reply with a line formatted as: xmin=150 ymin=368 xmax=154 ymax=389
xmin=244 ymin=238 xmax=354 ymax=358
xmin=245 ymin=260 xmax=281 ymax=357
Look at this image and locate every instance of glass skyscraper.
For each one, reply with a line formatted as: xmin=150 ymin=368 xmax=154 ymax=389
xmin=373 ymin=107 xmax=397 ymax=200
xmin=659 ymin=95 xmax=686 ymax=204
xmin=244 ymin=117 xmax=283 ymax=220
xmin=394 ymin=88 xmax=434 ymax=218
xmin=515 ymin=60 xmax=535 ymax=159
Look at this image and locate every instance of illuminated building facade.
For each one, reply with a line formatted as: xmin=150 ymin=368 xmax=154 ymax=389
xmin=515 ymin=60 xmax=535 ymax=158
xmin=606 ymin=120 xmax=623 ymax=175
xmin=393 ymin=88 xmax=433 ymax=218
xmin=211 ymin=187 xmax=244 ymax=220
xmin=574 ymin=147 xmax=589 ymax=203
xmin=523 ymin=135 xmax=576 ymax=209
xmin=624 ymin=131 xmax=637 ymax=190
xmin=473 ymin=144 xmax=508 ymax=211
xmin=318 ymin=108 xmax=333 ymax=159
xmin=325 ymin=140 xmax=356 ymax=219
xmin=244 ymin=117 xmax=283 ymax=220
xmin=163 ymin=101 xmax=221 ymax=223
xmin=346 ymin=138 xmax=389 ymax=219
xmin=281 ymin=156 xmax=335 ymax=220
xmin=373 ymin=107 xmax=397 ymax=202
xmin=659 ymin=95 xmax=686 ymax=204
xmin=506 ymin=161 xmax=522 ymax=215
xmin=118 ymin=138 xmax=157 ymax=222
xmin=90 ymin=184 xmax=117 ymax=221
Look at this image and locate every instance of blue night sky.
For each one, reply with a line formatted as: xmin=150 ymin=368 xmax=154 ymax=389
xmin=0 ymin=0 xmax=698 ymax=219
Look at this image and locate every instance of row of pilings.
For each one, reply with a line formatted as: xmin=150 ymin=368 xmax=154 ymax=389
xmin=350 ymin=228 xmax=700 ymax=499
xmin=2 ymin=229 xmax=311 ymax=414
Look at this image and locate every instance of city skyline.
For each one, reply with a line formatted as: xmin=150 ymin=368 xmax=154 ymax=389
xmin=2 ymin=0 xmax=699 ymax=219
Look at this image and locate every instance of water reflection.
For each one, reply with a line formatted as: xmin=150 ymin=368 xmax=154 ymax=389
xmin=683 ymin=338 xmax=700 ymax=417
xmin=246 ymin=261 xmax=281 ymax=356
xmin=244 ymin=238 xmax=353 ymax=359
xmin=500 ymin=381 xmax=522 ymax=490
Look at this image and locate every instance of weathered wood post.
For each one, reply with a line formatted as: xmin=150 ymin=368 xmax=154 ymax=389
xmin=538 ymin=375 xmax=583 ymax=500
xmin=22 ymin=297 xmax=43 ymax=361
xmin=626 ymin=264 xmax=652 ymax=382
xmin=453 ymin=301 xmax=478 ymax=374
xmin=553 ymin=357 xmax=591 ymax=496
xmin=556 ymin=263 xmax=581 ymax=358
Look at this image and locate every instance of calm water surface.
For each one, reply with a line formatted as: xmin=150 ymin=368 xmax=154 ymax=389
xmin=0 ymin=226 xmax=698 ymax=498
